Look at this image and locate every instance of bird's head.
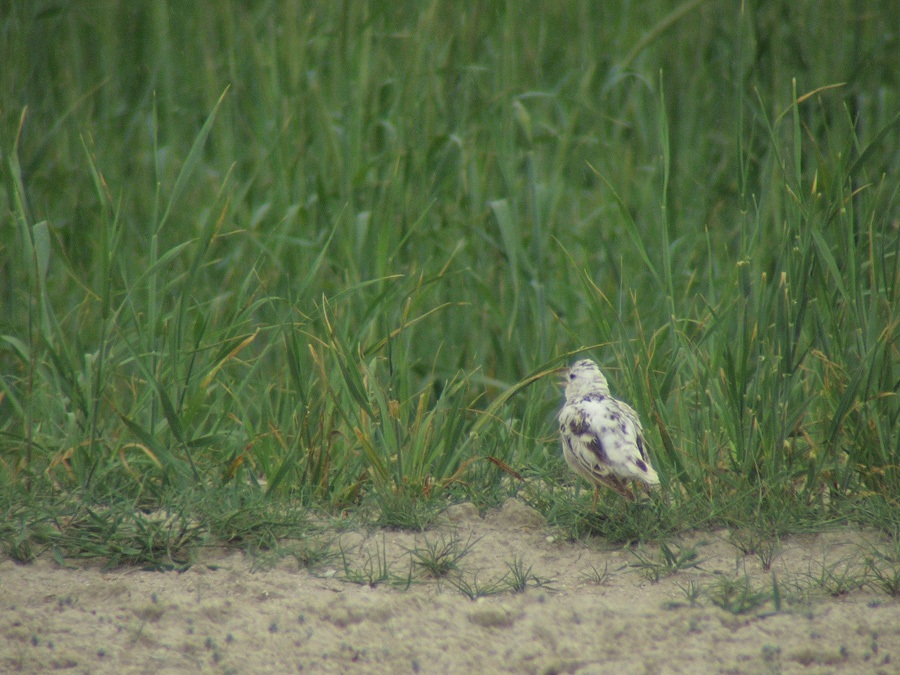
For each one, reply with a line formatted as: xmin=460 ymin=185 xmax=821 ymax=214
xmin=563 ymin=359 xmax=610 ymax=400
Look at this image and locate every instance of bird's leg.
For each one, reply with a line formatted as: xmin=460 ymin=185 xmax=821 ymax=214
xmin=639 ymin=481 xmax=654 ymax=497
xmin=599 ymin=476 xmax=635 ymax=501
xmin=592 ymin=486 xmax=599 ymax=508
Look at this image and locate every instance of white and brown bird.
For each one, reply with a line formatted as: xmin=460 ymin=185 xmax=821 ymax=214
xmin=558 ymin=359 xmax=660 ymax=502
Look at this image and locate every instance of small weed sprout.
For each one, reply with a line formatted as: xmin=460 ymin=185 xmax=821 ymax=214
xmin=805 ymin=554 xmax=867 ymax=597
xmin=863 ymin=549 xmax=900 ymax=597
xmin=728 ymin=528 xmax=781 ymax=571
xmin=448 ymin=574 xmax=508 ymax=601
xmin=707 ymin=575 xmax=770 ymax=615
xmin=406 ymin=534 xmax=478 ymax=578
xmin=505 ymin=556 xmax=553 ymax=593
xmin=339 ymin=535 xmax=413 ymax=589
xmin=676 ymin=579 xmax=704 ymax=607
xmin=581 ymin=561 xmax=612 ymax=586
xmin=631 ymin=541 xmax=702 ymax=583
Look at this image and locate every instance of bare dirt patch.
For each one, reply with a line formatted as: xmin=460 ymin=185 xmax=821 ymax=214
xmin=2 ymin=500 xmax=897 ymax=674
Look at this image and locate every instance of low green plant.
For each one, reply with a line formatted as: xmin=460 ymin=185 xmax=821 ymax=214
xmin=338 ymin=535 xmax=413 ymax=589
xmin=406 ymin=533 xmax=478 ymax=578
xmin=630 ymin=541 xmax=703 ymax=583
xmin=448 ymin=574 xmax=510 ymax=601
xmin=541 ymin=485 xmax=686 ymax=544
xmin=676 ymin=579 xmax=704 ymax=608
xmin=445 ymin=556 xmax=552 ymax=599
xmin=804 ymin=554 xmax=867 ymax=597
xmin=38 ymin=502 xmax=206 ymax=571
xmin=707 ymin=575 xmax=771 ymax=615
xmin=863 ymin=539 xmax=900 ymax=596
xmin=728 ymin=528 xmax=781 ymax=572
xmin=581 ymin=561 xmax=613 ymax=586
xmin=505 ymin=555 xmax=554 ymax=593
xmin=662 ymin=578 xmax=704 ymax=610
xmin=371 ymin=488 xmax=444 ymax=531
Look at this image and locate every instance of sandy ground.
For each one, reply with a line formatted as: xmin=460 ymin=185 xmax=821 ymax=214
xmin=1 ymin=499 xmax=897 ymax=674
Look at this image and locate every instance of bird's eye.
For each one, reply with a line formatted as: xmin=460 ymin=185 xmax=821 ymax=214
xmin=569 ymin=373 xmax=576 ymax=380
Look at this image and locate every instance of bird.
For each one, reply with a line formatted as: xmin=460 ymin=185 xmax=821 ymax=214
xmin=558 ymin=359 xmax=660 ymax=502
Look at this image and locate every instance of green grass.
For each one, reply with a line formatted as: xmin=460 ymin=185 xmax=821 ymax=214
xmin=406 ymin=533 xmax=478 ymax=578
xmin=1 ymin=1 xmax=898 ymax=566
xmin=630 ymin=540 xmax=703 ymax=582
xmin=706 ymin=574 xmax=775 ymax=615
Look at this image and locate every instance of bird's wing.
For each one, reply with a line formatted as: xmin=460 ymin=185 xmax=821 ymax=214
xmin=575 ymin=397 xmax=659 ymax=485
xmin=614 ymin=400 xmax=654 ymax=465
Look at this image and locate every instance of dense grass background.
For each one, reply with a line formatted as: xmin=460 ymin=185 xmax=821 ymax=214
xmin=1 ymin=1 xmax=898 ymax=563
